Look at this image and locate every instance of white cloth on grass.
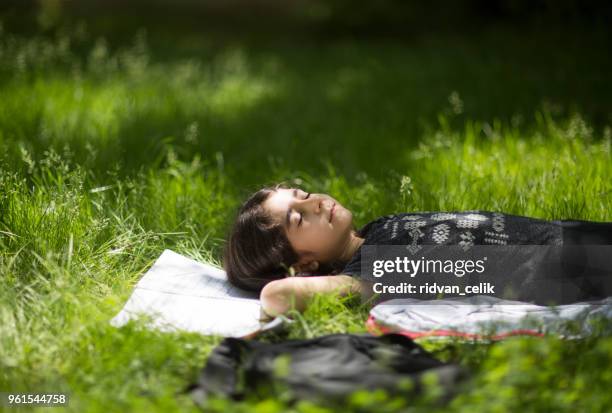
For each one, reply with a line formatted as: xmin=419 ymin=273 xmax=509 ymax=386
xmin=110 ymin=249 xmax=284 ymax=338
xmin=369 ymin=295 xmax=612 ymax=339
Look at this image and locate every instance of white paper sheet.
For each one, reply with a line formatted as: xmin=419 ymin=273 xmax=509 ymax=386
xmin=110 ymin=249 xmax=284 ymax=338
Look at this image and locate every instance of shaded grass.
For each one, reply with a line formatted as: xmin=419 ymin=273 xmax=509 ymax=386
xmin=1 ymin=19 xmax=611 ymax=186
xmin=1 ymin=15 xmax=611 ymax=412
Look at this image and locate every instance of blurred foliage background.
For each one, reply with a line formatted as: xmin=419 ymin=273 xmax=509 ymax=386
xmin=2 ymin=0 xmax=611 ymax=189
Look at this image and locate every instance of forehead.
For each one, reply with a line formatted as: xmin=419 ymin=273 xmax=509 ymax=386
xmin=263 ymin=188 xmax=298 ymax=225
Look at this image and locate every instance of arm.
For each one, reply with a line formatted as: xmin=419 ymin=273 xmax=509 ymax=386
xmin=259 ymin=275 xmax=375 ymax=318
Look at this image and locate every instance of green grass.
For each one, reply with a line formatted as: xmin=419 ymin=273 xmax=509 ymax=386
xmin=1 ymin=13 xmax=612 ymax=412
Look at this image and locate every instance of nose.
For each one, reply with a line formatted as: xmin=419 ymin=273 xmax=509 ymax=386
xmin=296 ymin=194 xmax=322 ymax=214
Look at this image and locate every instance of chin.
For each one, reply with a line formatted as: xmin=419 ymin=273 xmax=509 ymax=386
xmin=336 ymin=207 xmax=353 ymax=230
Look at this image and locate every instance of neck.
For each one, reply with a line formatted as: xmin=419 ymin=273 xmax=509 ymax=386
xmin=336 ymin=230 xmax=365 ymax=264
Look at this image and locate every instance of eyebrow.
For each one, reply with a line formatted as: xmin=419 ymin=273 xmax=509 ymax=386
xmin=285 ymin=188 xmax=298 ymax=228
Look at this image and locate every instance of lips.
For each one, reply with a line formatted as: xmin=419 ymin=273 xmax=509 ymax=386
xmin=329 ymin=202 xmax=335 ymax=222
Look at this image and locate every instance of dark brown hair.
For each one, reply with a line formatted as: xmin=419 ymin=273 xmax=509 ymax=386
xmin=223 ymin=183 xmax=345 ymax=293
xmin=223 ymin=183 xmax=298 ymax=292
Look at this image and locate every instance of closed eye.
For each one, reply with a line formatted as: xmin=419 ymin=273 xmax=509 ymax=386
xmin=298 ymin=192 xmax=311 ymax=226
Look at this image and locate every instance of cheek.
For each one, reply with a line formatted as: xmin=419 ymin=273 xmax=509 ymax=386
xmin=335 ymin=209 xmax=351 ymax=228
xmin=298 ymin=228 xmax=326 ymax=249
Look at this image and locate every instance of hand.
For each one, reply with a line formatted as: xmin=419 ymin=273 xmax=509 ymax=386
xmin=258 ymin=306 xmax=274 ymax=322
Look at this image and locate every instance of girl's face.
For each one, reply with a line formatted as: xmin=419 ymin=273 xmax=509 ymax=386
xmin=263 ymin=188 xmax=354 ymax=268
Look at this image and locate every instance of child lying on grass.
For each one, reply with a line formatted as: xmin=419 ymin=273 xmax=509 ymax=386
xmin=223 ymin=184 xmax=612 ymax=319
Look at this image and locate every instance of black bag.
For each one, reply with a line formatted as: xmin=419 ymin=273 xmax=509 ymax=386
xmin=188 ymin=333 xmax=468 ymax=406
